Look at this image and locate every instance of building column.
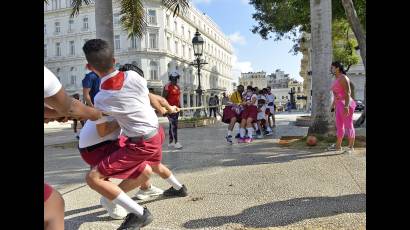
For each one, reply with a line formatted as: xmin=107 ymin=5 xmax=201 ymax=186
xmin=180 ymin=92 xmax=184 ymax=109
xmin=187 ymin=92 xmax=191 ymax=107
xmin=193 ymin=93 xmax=197 ymax=107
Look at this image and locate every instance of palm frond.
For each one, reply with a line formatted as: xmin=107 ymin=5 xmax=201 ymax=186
xmin=162 ymin=0 xmax=190 ymax=17
xmin=70 ymin=0 xmax=92 ymax=18
xmin=120 ymin=0 xmax=147 ymax=39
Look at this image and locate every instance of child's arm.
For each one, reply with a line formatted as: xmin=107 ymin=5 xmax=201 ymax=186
xmin=95 ymin=118 xmax=120 ymax=137
xmin=148 ymin=93 xmax=180 ymax=115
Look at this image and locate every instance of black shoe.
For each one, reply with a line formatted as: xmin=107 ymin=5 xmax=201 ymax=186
xmin=163 ymin=185 xmax=188 ymax=197
xmin=117 ymin=208 xmax=153 ymax=230
xmin=235 ymin=133 xmax=241 ymax=139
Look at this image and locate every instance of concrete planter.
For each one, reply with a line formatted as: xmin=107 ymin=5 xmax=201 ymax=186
xmin=178 ymin=118 xmax=217 ymax=129
xmin=295 ymin=116 xmax=312 ymax=127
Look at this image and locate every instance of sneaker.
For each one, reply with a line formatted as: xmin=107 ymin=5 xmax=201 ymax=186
xmin=256 ymin=130 xmax=261 ymax=135
xmin=225 ymin=135 xmax=233 ymax=143
xmin=244 ymin=137 xmax=253 ymax=143
xmin=256 ymin=134 xmax=264 ymax=139
xmin=235 ymin=133 xmax=241 ymax=139
xmin=135 ymin=185 xmax=163 ymax=200
xmin=117 ymin=208 xmax=153 ymax=230
xmin=174 ymin=142 xmax=183 ymax=149
xmin=100 ymin=197 xmax=128 ymax=220
xmin=238 ymin=137 xmax=246 ymax=143
xmin=264 ymin=130 xmax=273 ymax=136
xmin=168 ymin=142 xmax=175 ymax=148
xmin=163 ymin=185 xmax=188 ymax=197
xmin=344 ymin=147 xmax=354 ymax=154
xmin=327 ymin=144 xmax=342 ymax=151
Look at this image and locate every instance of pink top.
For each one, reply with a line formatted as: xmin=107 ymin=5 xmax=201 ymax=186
xmin=331 ymin=76 xmax=356 ymax=107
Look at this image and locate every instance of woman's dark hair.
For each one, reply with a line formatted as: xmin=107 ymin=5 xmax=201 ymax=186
xmin=331 ymin=61 xmax=346 ymax=74
xmin=247 ymin=85 xmax=253 ymax=91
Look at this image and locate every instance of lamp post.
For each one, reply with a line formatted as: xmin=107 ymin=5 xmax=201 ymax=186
xmin=190 ymin=29 xmax=208 ymax=117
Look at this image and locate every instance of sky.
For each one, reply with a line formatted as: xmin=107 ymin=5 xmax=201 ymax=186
xmin=191 ymin=0 xmax=303 ymax=83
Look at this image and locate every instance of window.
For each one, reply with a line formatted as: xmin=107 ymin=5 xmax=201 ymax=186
xmin=114 ymin=35 xmax=121 ymax=50
xmin=282 ymin=96 xmax=284 ymax=99
xmin=188 ymin=47 xmax=191 ymax=59
xmin=55 ymin=22 xmax=60 ymax=33
xmin=55 ymin=42 xmax=61 ymax=56
xmin=83 ymin=17 xmax=88 ymax=30
xmin=44 ymin=44 xmax=47 ymax=57
xmin=52 ymin=0 xmax=57 ymax=10
xmin=167 ymin=37 xmax=171 ymax=51
xmin=166 ymin=15 xmax=170 ymax=27
xmin=66 ymin=0 xmax=72 ymax=7
xmin=188 ymin=30 xmax=191 ymax=39
xmin=130 ymin=36 xmax=138 ymax=49
xmin=182 ymin=44 xmax=185 ymax=57
xmin=69 ymin=41 xmax=75 ymax=55
xmin=174 ymin=41 xmax=178 ymax=55
xmin=181 ymin=25 xmax=184 ymax=37
xmin=174 ymin=21 xmax=177 ymax=33
xmin=148 ymin=10 xmax=157 ymax=25
xmin=68 ymin=19 xmax=74 ymax=32
xmin=114 ymin=13 xmax=120 ymax=25
xmin=150 ymin=61 xmax=158 ymax=80
xmin=149 ymin=33 xmax=157 ymax=49
xmin=44 ymin=24 xmax=47 ymax=34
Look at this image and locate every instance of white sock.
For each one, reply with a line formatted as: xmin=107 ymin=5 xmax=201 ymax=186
xmin=112 ymin=191 xmax=144 ymax=216
xmin=166 ymin=174 xmax=183 ymax=190
xmin=227 ymin=130 xmax=232 ymax=136
xmin=239 ymin=128 xmax=246 ymax=138
xmin=247 ymin=128 xmax=254 ymax=138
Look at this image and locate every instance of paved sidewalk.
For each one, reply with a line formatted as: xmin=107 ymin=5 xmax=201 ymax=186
xmin=44 ymin=115 xmax=366 ymax=229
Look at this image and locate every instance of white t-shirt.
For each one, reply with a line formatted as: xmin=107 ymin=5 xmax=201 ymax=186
xmin=79 ymin=116 xmax=121 ymax=148
xmin=266 ymin=94 xmax=275 ymax=108
xmin=257 ymin=105 xmax=267 ymax=120
xmin=94 ymin=70 xmax=158 ymax=137
xmin=44 ymin=66 xmax=62 ymax=98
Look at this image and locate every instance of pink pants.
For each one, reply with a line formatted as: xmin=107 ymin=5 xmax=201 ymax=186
xmin=335 ymin=101 xmax=356 ymax=138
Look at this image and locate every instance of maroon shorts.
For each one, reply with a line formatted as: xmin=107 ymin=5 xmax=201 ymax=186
xmin=44 ymin=183 xmax=53 ymax=202
xmin=80 ymin=141 xmax=120 ymax=167
xmin=222 ymin=106 xmax=241 ymax=124
xmin=241 ymin=105 xmax=257 ymax=121
xmin=96 ymin=127 xmax=165 ymax=179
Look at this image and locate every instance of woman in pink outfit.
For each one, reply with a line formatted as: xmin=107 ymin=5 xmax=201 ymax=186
xmin=328 ymin=61 xmax=356 ymax=153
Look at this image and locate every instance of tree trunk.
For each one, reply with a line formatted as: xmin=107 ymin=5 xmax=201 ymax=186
xmin=95 ymin=0 xmax=114 ymax=51
xmin=341 ymin=0 xmax=366 ymax=127
xmin=308 ymin=0 xmax=334 ymax=136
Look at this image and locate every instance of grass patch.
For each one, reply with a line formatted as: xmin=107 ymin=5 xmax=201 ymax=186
xmin=283 ymin=135 xmax=366 ymax=150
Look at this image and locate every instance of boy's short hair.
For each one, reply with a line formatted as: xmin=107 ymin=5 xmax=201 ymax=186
xmin=119 ymin=63 xmax=144 ymax=78
xmin=82 ymin=39 xmax=114 ymax=73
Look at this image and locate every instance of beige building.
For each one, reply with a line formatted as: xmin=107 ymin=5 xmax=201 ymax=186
xmin=239 ymin=71 xmax=267 ymax=90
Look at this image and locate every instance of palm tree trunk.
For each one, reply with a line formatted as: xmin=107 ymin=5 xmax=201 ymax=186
xmin=308 ymin=0 xmax=334 ymax=136
xmin=95 ymin=0 xmax=114 ymax=51
xmin=341 ymin=0 xmax=366 ymax=127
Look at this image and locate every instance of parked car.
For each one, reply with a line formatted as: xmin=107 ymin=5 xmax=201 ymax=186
xmin=354 ymin=100 xmax=365 ymax=112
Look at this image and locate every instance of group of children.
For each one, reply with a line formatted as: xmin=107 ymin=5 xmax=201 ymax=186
xmin=45 ymin=39 xmax=188 ymax=230
xmin=222 ymin=85 xmax=276 ymax=144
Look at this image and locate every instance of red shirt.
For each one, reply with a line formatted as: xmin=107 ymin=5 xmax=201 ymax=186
xmin=164 ymin=83 xmax=181 ymax=107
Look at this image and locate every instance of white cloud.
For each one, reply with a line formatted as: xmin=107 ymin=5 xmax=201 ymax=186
xmin=228 ymin=32 xmax=246 ymax=45
xmin=231 ymin=55 xmax=253 ymax=83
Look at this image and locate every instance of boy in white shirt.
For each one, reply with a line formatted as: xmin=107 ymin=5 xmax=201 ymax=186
xmin=82 ymin=39 xmax=187 ymax=229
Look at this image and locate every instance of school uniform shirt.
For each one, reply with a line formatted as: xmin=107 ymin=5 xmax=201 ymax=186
xmin=266 ymin=93 xmax=275 ymax=107
xmin=44 ymin=66 xmax=62 ymax=98
xmin=79 ymin=116 xmax=121 ymax=148
xmin=257 ymin=105 xmax=267 ymax=120
xmin=94 ymin=70 xmax=158 ymax=137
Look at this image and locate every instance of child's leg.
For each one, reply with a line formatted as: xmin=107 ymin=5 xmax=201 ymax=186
xmin=44 ymin=188 xmax=65 ymax=230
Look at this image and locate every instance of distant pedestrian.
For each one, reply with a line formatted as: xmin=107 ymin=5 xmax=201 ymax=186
xmin=72 ymin=93 xmax=85 ymax=139
xmin=208 ymin=94 xmax=218 ymax=118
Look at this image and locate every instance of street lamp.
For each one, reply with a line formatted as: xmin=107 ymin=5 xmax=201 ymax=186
xmin=190 ymin=29 xmax=208 ymax=117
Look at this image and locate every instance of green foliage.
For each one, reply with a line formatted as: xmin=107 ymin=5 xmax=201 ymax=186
xmin=332 ymin=19 xmax=360 ymax=71
xmin=249 ymin=0 xmax=366 ymax=54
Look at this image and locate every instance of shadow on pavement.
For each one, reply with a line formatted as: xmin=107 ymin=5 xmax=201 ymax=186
xmin=183 ymin=193 xmax=366 ymax=229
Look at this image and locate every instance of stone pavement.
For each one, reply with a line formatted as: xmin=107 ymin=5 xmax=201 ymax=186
xmin=44 ymin=113 xmax=366 ymax=229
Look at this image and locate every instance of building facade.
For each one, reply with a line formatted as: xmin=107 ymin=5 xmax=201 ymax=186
xmin=239 ymin=71 xmax=267 ymax=90
xmin=44 ymin=0 xmax=234 ymax=108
